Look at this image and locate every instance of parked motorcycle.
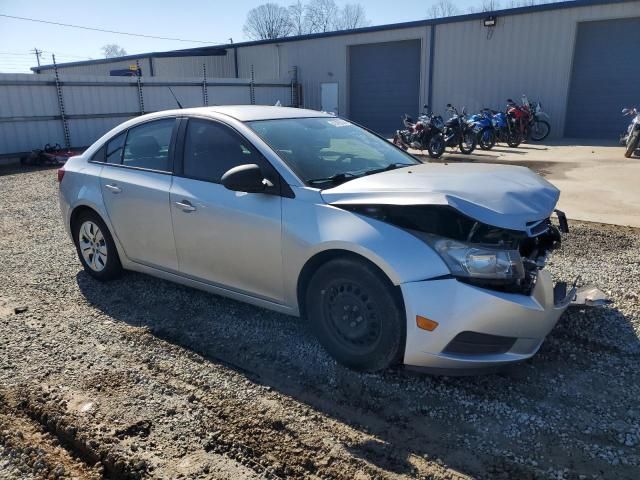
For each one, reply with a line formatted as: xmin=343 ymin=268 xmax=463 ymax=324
xmin=468 ymin=109 xmax=496 ymax=150
xmin=393 ymin=105 xmax=445 ymax=159
xmin=491 ymin=109 xmax=521 ymax=148
xmin=443 ymin=104 xmax=476 ymax=154
xmin=521 ymin=95 xmax=551 ymax=141
xmin=621 ymin=107 xmax=640 ymax=158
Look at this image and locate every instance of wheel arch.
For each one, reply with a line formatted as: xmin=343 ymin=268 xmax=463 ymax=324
xmin=296 ymin=248 xmax=404 ymax=319
xmin=68 ymin=203 xmax=127 ymax=264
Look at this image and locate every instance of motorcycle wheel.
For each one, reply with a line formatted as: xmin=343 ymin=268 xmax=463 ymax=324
xmin=530 ymin=120 xmax=550 ymax=141
xmin=624 ymin=130 xmax=639 ymax=158
xmin=428 ymin=134 xmax=445 ymax=159
xmin=392 ymin=134 xmax=408 ymax=151
xmin=478 ymin=128 xmax=496 ymax=150
xmin=506 ymin=131 xmax=521 ymax=148
xmin=459 ymin=131 xmax=476 ymax=154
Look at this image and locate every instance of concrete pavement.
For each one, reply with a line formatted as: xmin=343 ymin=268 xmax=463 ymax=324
xmin=414 ymin=139 xmax=640 ymax=228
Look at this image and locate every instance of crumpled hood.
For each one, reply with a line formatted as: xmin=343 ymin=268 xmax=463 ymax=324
xmin=321 ymin=163 xmax=560 ymax=231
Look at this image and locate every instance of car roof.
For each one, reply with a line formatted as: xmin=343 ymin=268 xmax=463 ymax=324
xmin=143 ymin=105 xmax=333 ymax=122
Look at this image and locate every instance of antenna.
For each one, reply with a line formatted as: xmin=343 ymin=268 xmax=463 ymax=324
xmin=167 ymin=86 xmax=183 ymax=109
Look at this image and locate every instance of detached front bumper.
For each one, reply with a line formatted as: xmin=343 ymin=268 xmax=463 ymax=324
xmin=401 ymin=270 xmax=572 ymax=372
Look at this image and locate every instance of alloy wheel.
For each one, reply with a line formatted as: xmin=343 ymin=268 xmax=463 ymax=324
xmin=78 ymin=220 xmax=108 ymax=272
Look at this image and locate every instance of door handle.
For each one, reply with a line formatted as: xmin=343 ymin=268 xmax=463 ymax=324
xmin=104 ymin=184 xmax=122 ymax=193
xmin=174 ymin=200 xmax=196 ymax=212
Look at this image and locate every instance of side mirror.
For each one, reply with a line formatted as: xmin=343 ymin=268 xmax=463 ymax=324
xmin=507 ymin=98 xmax=514 ymax=103
xmin=423 ymin=104 xmax=429 ymax=109
xmin=622 ymin=108 xmax=630 ymax=115
xmin=446 ymin=103 xmax=452 ymax=108
xmin=221 ymin=164 xmax=266 ymax=193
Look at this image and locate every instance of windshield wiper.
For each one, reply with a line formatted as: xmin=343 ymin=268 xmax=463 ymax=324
xmin=363 ymin=162 xmax=413 ymax=176
xmin=307 ymin=171 xmax=362 ymax=187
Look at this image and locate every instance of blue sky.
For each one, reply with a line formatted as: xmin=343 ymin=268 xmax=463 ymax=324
xmin=0 ymin=0 xmax=486 ymax=73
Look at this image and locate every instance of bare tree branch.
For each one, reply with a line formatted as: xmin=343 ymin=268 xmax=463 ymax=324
xmin=305 ymin=0 xmax=338 ymax=33
xmin=243 ymin=3 xmax=293 ymax=40
xmin=335 ymin=3 xmax=370 ymax=30
xmin=288 ymin=0 xmax=310 ymax=35
xmin=426 ymin=0 xmax=459 ymax=19
xmin=101 ymin=44 xmax=127 ymax=58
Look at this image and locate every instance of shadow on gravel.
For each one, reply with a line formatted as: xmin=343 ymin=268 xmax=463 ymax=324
xmin=75 ymin=251 xmax=640 ymax=480
xmin=0 ymin=163 xmax=59 ymax=177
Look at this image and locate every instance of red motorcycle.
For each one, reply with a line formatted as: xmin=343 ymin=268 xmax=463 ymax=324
xmin=507 ymin=96 xmax=551 ymax=142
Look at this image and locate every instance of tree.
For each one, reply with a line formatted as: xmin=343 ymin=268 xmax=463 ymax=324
xmin=427 ymin=0 xmax=459 ymax=19
xmin=288 ymin=0 xmax=310 ymax=35
xmin=101 ymin=44 xmax=127 ymax=58
xmin=335 ymin=4 xmax=370 ymax=30
xmin=304 ymin=0 xmax=338 ymax=33
xmin=243 ymin=3 xmax=293 ymax=40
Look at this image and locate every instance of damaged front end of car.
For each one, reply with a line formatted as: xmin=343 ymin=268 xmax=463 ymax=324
xmin=338 ymin=204 xmax=573 ymax=304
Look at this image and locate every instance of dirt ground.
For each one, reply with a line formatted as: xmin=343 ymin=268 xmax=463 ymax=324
xmin=0 ymin=166 xmax=639 ymax=480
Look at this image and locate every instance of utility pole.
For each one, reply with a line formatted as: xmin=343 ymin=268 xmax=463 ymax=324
xmin=32 ymin=48 xmax=42 ymax=67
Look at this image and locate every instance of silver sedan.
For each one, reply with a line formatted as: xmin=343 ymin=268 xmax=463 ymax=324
xmin=58 ymin=106 xmax=574 ymax=373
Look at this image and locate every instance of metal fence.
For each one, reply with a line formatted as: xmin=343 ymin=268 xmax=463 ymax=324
xmin=0 ymin=68 xmax=296 ymax=157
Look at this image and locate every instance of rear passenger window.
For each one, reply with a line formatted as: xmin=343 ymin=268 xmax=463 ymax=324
xmin=183 ymin=119 xmax=264 ymax=183
xmin=106 ymin=132 xmax=125 ymax=164
xmin=122 ymin=119 xmax=175 ymax=171
xmin=91 ymin=145 xmax=106 ymax=163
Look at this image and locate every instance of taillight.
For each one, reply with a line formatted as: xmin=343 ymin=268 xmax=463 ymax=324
xmin=57 ymin=167 xmax=65 ymax=183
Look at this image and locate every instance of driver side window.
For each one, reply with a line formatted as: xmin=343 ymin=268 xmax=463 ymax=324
xmin=183 ymin=119 xmax=267 ymax=183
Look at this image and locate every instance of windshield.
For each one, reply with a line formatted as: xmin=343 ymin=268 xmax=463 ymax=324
xmin=247 ymin=117 xmax=420 ymax=187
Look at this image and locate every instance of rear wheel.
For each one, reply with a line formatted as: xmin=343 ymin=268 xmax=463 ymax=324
xmin=305 ymin=257 xmax=405 ymax=372
xmin=72 ymin=211 xmax=122 ymax=281
xmin=427 ymin=133 xmax=445 ymax=159
xmin=625 ymin=130 xmax=639 ymax=158
xmin=530 ymin=120 xmax=550 ymax=141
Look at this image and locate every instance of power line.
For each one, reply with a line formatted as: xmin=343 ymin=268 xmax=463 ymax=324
xmin=0 ymin=14 xmax=223 ymax=44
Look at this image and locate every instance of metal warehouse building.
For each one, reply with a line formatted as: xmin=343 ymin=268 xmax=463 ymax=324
xmin=25 ymin=0 xmax=640 ymax=140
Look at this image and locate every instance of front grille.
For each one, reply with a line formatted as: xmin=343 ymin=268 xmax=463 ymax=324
xmin=443 ymin=331 xmax=517 ymax=355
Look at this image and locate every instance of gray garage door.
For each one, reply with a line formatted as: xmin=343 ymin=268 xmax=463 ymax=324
xmin=349 ymin=40 xmax=421 ymax=136
xmin=565 ymin=17 xmax=640 ymax=138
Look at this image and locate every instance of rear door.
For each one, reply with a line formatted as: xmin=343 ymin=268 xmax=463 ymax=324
xmin=170 ymin=117 xmax=284 ymax=302
xmin=99 ymin=118 xmax=179 ymax=271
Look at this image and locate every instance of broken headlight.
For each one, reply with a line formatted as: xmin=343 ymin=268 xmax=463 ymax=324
xmin=426 ymin=235 xmax=525 ymax=281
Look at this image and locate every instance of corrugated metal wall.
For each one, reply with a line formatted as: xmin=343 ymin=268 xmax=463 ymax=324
xmin=430 ymin=1 xmax=640 ymax=138
xmin=0 ymin=74 xmax=292 ymax=155
xmin=22 ymin=1 xmax=640 ymax=140
xmin=236 ymin=26 xmax=430 ymax=116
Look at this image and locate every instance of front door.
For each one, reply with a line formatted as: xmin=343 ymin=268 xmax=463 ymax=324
xmin=99 ymin=118 xmax=179 ymax=271
xmin=170 ymin=118 xmax=284 ymax=302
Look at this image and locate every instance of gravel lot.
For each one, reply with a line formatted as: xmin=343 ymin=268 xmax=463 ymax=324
xmin=0 ymin=166 xmax=639 ymax=479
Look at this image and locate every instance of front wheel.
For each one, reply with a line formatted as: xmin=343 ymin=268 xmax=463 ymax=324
xmin=428 ymin=133 xmax=445 ymax=159
xmin=305 ymin=257 xmax=405 ymax=372
xmin=625 ymin=130 xmax=639 ymax=158
xmin=478 ymin=128 xmax=496 ymax=150
xmin=530 ymin=120 xmax=550 ymax=141
xmin=459 ymin=131 xmax=476 ymax=154
xmin=506 ymin=131 xmax=522 ymax=148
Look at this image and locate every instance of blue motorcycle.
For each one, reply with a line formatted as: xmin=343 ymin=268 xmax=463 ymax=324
xmin=491 ymin=109 xmax=521 ymax=148
xmin=468 ymin=110 xmax=496 ymax=150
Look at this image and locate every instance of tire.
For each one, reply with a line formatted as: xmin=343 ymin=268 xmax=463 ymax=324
xmin=459 ymin=130 xmax=476 ymax=154
xmin=507 ymin=131 xmax=521 ymax=148
xmin=392 ymin=133 xmax=408 ymax=151
xmin=427 ymin=133 xmax=445 ymax=159
xmin=530 ymin=120 xmax=550 ymax=141
xmin=625 ymin=130 xmax=639 ymax=158
xmin=305 ymin=257 xmax=405 ymax=372
xmin=72 ymin=211 xmax=123 ymax=281
xmin=478 ymin=128 xmax=496 ymax=150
